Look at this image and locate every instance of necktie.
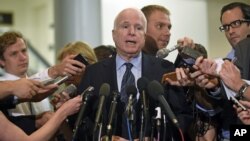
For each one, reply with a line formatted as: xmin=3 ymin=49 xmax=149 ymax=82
xmin=120 ymin=63 xmax=135 ymax=104
xmin=120 ymin=63 xmax=135 ymax=140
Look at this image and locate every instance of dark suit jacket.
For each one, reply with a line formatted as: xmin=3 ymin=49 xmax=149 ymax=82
xmin=235 ymin=36 xmax=250 ymax=80
xmin=76 ymin=53 xmax=192 ymax=140
xmin=0 ymin=95 xmax=16 ymax=111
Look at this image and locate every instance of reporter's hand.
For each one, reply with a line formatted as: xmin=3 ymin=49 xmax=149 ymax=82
xmin=51 ymin=92 xmax=71 ymax=110
xmin=57 ymin=95 xmax=82 ymax=117
xmin=195 ymin=73 xmax=219 ymax=89
xmin=48 ymin=54 xmax=86 ymax=78
xmin=234 ymin=100 xmax=250 ymax=125
xmin=29 ymin=83 xmax=58 ymax=102
xmin=11 ymin=78 xmax=42 ymax=100
xmin=166 ymin=68 xmax=194 ymax=86
xmin=177 ymin=37 xmax=195 ymax=49
xmin=219 ymin=60 xmax=244 ymax=92
xmin=35 ymin=111 xmax=54 ymax=128
xmin=194 ymin=57 xmax=218 ymax=77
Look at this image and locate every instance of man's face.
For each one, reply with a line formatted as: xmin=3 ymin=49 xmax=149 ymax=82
xmin=221 ymin=7 xmax=250 ymax=47
xmin=146 ymin=10 xmax=171 ymax=49
xmin=0 ymin=38 xmax=29 ymax=77
xmin=112 ymin=9 xmax=146 ymax=59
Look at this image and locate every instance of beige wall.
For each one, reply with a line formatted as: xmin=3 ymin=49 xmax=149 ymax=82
xmin=0 ymin=0 xmax=54 ymax=68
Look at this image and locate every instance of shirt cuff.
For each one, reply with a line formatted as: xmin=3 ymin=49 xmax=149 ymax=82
xmin=29 ymin=68 xmax=51 ymax=81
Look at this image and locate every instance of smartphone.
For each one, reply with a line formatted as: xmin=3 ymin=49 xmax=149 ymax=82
xmin=162 ymin=72 xmax=177 ymax=83
xmin=230 ymin=96 xmax=247 ymax=111
xmin=74 ymin=54 xmax=89 ymax=67
xmin=54 ymin=76 xmax=69 ymax=85
xmin=41 ymin=78 xmax=55 ymax=86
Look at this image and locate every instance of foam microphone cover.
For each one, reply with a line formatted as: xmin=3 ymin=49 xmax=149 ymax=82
xmin=126 ymin=85 xmax=137 ymax=98
xmin=137 ymin=77 xmax=149 ymax=93
xmin=99 ymin=83 xmax=110 ymax=97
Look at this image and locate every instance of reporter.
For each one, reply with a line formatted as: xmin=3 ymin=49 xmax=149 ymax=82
xmin=141 ymin=5 xmax=195 ymax=56
xmin=0 ymin=31 xmax=84 ymax=135
xmin=0 ymin=95 xmax=82 ymax=141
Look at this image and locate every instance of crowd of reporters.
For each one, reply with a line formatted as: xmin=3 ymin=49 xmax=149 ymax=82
xmin=0 ymin=2 xmax=250 ymax=141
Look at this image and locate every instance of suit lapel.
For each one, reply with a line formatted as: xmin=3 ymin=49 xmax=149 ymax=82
xmin=101 ymin=56 xmax=119 ymax=91
xmin=142 ymin=53 xmax=156 ymax=80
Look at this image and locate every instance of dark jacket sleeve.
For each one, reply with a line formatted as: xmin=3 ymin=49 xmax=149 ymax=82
xmin=0 ymin=95 xmax=16 ymax=110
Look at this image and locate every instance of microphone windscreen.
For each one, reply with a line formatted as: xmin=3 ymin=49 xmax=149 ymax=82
xmin=147 ymin=80 xmax=164 ymax=100
xmin=156 ymin=48 xmax=169 ymax=58
xmin=126 ymin=85 xmax=137 ymax=98
xmin=99 ymin=83 xmax=110 ymax=97
xmin=137 ymin=77 xmax=149 ymax=92
xmin=63 ymin=84 xmax=77 ymax=97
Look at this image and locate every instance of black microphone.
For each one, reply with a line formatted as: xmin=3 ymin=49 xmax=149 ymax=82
xmin=72 ymin=86 xmax=94 ymax=141
xmin=137 ymin=77 xmax=149 ymax=119
xmin=147 ymin=80 xmax=179 ymax=127
xmin=156 ymin=45 xmax=180 ymax=58
xmin=93 ymin=83 xmax=110 ymax=132
xmin=125 ymin=85 xmax=137 ymax=120
xmin=137 ymin=77 xmax=149 ymax=141
xmin=106 ymin=91 xmax=119 ymax=138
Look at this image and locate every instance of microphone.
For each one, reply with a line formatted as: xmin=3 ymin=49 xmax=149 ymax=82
xmin=93 ymin=83 xmax=110 ymax=132
xmin=137 ymin=77 xmax=149 ymax=119
xmin=61 ymin=84 xmax=77 ymax=98
xmin=106 ymin=91 xmax=119 ymax=138
xmin=40 ymin=75 xmax=70 ymax=86
xmin=137 ymin=77 xmax=149 ymax=141
xmin=155 ymin=107 xmax=161 ymax=125
xmin=125 ymin=85 xmax=137 ymax=120
xmin=72 ymin=86 xmax=94 ymax=141
xmin=156 ymin=45 xmax=180 ymax=58
xmin=147 ymin=80 xmax=179 ymax=127
xmin=155 ymin=107 xmax=161 ymax=140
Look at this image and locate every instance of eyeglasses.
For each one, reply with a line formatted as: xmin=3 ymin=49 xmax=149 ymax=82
xmin=219 ymin=19 xmax=250 ymax=32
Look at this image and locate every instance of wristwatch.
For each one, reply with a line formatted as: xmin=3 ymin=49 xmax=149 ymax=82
xmin=13 ymin=96 xmax=19 ymax=105
xmin=238 ymin=83 xmax=249 ymax=99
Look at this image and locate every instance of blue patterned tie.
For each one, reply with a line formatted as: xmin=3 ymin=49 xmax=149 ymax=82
xmin=120 ymin=63 xmax=135 ymax=140
xmin=120 ymin=63 xmax=135 ymax=104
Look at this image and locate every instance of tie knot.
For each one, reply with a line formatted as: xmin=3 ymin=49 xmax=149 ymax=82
xmin=125 ymin=63 xmax=133 ymax=70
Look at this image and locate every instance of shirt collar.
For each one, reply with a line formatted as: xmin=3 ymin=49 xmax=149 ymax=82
xmin=116 ymin=52 xmax=142 ymax=71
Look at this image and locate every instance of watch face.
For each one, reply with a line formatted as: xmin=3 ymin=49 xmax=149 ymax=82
xmin=238 ymin=83 xmax=249 ymax=98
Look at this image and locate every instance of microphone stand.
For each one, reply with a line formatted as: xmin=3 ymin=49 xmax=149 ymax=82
xmin=162 ymin=113 xmax=167 ymax=141
xmin=150 ymin=118 xmax=155 ymax=141
xmin=72 ymin=86 xmax=93 ymax=141
xmin=97 ymin=122 xmax=103 ymax=141
xmin=155 ymin=107 xmax=161 ymax=141
xmin=139 ymin=109 xmax=144 ymax=141
xmin=125 ymin=96 xmax=135 ymax=140
xmin=106 ymin=91 xmax=119 ymax=141
xmin=139 ymin=95 xmax=148 ymax=141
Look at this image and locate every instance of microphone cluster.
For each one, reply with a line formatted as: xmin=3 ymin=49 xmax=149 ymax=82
xmin=70 ymin=78 xmax=181 ymax=141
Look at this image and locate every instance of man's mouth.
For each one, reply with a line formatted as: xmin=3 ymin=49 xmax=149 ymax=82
xmin=126 ymin=40 xmax=136 ymax=45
